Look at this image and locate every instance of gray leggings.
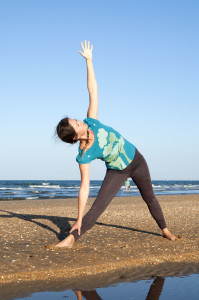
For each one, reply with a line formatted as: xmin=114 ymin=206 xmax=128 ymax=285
xmin=71 ymin=149 xmax=167 ymax=240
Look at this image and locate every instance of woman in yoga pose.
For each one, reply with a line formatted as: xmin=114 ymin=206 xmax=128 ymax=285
xmin=55 ymin=40 xmax=177 ymax=248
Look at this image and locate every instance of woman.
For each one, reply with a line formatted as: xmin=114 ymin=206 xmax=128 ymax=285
xmin=55 ymin=40 xmax=177 ymax=248
xmin=125 ymin=179 xmax=131 ymax=191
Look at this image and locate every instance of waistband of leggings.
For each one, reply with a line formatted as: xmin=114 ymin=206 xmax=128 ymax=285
xmin=119 ymin=148 xmax=143 ymax=173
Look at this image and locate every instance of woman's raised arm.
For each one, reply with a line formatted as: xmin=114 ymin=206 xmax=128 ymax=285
xmin=79 ymin=40 xmax=98 ymax=119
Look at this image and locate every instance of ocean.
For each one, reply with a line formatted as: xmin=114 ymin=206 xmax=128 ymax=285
xmin=0 ymin=180 xmax=199 ymax=201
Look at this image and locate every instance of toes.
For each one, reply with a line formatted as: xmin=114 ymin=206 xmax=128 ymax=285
xmin=45 ymin=243 xmax=72 ymax=250
xmin=171 ymin=234 xmax=181 ymax=241
xmin=45 ymin=243 xmax=57 ymax=249
xmin=162 ymin=234 xmax=180 ymax=241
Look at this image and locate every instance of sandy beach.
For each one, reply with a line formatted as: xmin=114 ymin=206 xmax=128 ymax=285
xmin=0 ymin=194 xmax=199 ymax=299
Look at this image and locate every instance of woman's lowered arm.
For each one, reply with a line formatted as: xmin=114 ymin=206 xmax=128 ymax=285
xmin=69 ymin=163 xmax=90 ymax=235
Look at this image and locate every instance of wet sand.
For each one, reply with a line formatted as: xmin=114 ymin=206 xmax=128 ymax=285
xmin=0 ymin=195 xmax=199 ymax=298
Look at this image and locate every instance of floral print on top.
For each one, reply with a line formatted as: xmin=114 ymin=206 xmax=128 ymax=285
xmin=76 ymin=118 xmax=136 ymax=170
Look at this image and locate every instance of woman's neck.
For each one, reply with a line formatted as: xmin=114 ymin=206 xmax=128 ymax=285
xmin=79 ymin=129 xmax=95 ymax=150
xmin=79 ymin=130 xmax=89 ymax=141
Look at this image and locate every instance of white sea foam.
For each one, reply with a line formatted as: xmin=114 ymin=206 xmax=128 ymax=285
xmin=65 ymin=186 xmax=80 ymax=189
xmin=89 ymin=186 xmax=101 ymax=189
xmin=152 ymin=184 xmax=162 ymax=188
xmin=26 ymin=197 xmax=39 ymax=200
xmin=65 ymin=186 xmax=101 ymax=189
xmin=186 ymin=185 xmax=199 ymax=188
xmin=0 ymin=187 xmax=23 ymax=190
xmin=29 ymin=185 xmax=61 ymax=189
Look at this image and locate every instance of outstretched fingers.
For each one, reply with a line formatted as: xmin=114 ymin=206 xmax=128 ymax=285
xmin=81 ymin=40 xmax=93 ymax=50
xmin=79 ymin=40 xmax=93 ymax=59
xmin=81 ymin=41 xmax=85 ymax=51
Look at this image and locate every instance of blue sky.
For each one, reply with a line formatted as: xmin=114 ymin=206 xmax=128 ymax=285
xmin=0 ymin=0 xmax=198 ymax=180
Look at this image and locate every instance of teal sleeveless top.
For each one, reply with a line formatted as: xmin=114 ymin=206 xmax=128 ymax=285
xmin=76 ymin=118 xmax=136 ymax=171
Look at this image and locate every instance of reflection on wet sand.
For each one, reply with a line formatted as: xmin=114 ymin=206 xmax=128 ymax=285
xmin=72 ymin=276 xmax=165 ymax=300
xmin=146 ymin=277 xmax=165 ymax=300
xmin=74 ymin=289 xmax=102 ymax=300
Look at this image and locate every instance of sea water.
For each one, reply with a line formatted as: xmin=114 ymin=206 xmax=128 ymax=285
xmin=14 ymin=273 xmax=199 ymax=300
xmin=0 ymin=180 xmax=199 ymax=201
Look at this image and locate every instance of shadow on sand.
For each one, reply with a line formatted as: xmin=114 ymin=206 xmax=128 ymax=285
xmin=0 ymin=209 xmax=162 ymax=241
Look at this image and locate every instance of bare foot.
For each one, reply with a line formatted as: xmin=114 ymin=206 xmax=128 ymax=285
xmin=162 ymin=228 xmax=178 ymax=241
xmin=55 ymin=234 xmax=75 ymax=248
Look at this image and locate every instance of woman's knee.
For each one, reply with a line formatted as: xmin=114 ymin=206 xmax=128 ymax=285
xmin=141 ymin=191 xmax=156 ymax=204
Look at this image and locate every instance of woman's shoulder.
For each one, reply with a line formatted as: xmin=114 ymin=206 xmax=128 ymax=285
xmin=83 ymin=117 xmax=100 ymax=127
xmin=76 ymin=148 xmax=92 ymax=164
xmin=84 ymin=117 xmax=98 ymax=122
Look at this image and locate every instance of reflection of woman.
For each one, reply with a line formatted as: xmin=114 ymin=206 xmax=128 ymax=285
xmin=73 ymin=276 xmax=165 ymax=300
xmin=55 ymin=40 xmax=177 ymax=248
xmin=146 ymin=277 xmax=165 ymax=300
xmin=74 ymin=289 xmax=102 ymax=300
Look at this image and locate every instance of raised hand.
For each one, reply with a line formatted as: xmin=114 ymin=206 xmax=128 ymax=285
xmin=78 ymin=40 xmax=93 ymax=60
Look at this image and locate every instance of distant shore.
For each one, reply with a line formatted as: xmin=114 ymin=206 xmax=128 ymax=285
xmin=0 ymin=194 xmax=199 ymax=298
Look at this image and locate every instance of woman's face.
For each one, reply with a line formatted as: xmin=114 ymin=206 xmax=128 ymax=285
xmin=68 ymin=119 xmax=88 ymax=140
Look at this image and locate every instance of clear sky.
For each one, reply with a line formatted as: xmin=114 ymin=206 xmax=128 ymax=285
xmin=0 ymin=0 xmax=199 ymax=180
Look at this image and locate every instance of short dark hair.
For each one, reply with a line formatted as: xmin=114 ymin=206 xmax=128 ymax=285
xmin=56 ymin=117 xmax=78 ymax=144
